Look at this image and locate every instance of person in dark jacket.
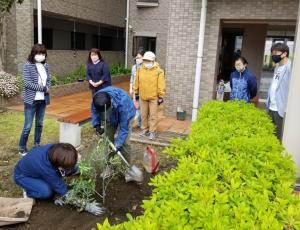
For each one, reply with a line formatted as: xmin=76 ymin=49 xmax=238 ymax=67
xmin=92 ymin=86 xmax=136 ymax=163
xmin=18 ymin=44 xmax=51 ymax=156
xmin=13 ymin=143 xmax=102 ymax=215
xmin=86 ymin=48 xmax=111 ymax=94
xmin=86 ymin=48 xmax=112 ymax=135
xmin=230 ymin=57 xmax=257 ymax=102
xmin=14 ymin=143 xmax=78 ymax=199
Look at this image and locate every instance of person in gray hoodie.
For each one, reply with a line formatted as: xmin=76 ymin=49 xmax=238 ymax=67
xmin=267 ymin=43 xmax=292 ymax=141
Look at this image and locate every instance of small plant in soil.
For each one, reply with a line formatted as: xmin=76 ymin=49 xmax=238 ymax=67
xmin=62 ymin=138 xmax=126 ymax=212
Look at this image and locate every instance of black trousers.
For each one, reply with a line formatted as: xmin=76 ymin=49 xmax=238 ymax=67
xmin=268 ymin=110 xmax=283 ymax=141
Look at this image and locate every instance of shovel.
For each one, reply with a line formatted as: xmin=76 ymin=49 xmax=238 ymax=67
xmin=107 ymin=140 xmax=143 ymax=183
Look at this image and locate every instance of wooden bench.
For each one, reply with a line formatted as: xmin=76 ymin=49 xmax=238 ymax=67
xmin=57 ymin=108 xmax=91 ymax=147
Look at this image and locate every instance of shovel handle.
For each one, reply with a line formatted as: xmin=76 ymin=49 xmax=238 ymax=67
xmin=107 ymin=140 xmax=131 ymax=167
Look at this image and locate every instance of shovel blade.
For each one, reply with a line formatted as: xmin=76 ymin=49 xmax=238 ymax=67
xmin=125 ymin=165 xmax=144 ymax=183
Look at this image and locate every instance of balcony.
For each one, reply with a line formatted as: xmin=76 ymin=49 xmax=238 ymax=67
xmin=136 ymin=0 xmax=159 ymax=8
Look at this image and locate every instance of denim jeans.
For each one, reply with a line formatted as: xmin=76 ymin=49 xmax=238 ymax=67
xmin=19 ymin=100 xmax=46 ymax=151
xmin=91 ymin=102 xmax=102 ymax=128
xmin=14 ymin=174 xmax=53 ymax=199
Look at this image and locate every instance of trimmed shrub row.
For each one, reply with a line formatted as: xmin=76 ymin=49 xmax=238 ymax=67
xmin=98 ymin=101 xmax=300 ymax=230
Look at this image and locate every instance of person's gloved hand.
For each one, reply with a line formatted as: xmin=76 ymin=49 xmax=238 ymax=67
xmin=158 ymin=97 xmax=164 ymax=105
xmin=84 ymin=201 xmax=104 ymax=216
xmin=54 ymin=196 xmax=64 ymax=206
xmin=95 ymin=125 xmax=104 ymax=136
xmin=114 ymin=143 xmax=122 ymax=153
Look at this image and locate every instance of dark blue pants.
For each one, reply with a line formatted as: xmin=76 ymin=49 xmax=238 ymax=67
xmin=19 ymin=100 xmax=46 ymax=151
xmin=14 ymin=174 xmax=53 ymax=199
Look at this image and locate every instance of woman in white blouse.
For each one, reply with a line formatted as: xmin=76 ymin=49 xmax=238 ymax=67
xmin=18 ymin=44 xmax=51 ymax=156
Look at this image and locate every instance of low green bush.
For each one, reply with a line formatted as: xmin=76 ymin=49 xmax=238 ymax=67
xmin=51 ymin=64 xmax=130 ymax=86
xmin=97 ymin=101 xmax=300 ymax=230
xmin=110 ymin=64 xmax=131 ymax=76
xmin=51 ymin=64 xmax=86 ymax=86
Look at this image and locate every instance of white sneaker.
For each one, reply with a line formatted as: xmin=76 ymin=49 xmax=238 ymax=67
xmin=23 ymin=189 xmax=28 ymax=198
xmin=149 ymin=132 xmax=156 ymax=140
xmin=18 ymin=150 xmax=28 ymax=157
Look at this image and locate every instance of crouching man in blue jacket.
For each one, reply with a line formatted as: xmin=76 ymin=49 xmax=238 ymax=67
xmin=14 ymin=143 xmax=102 ymax=215
xmin=92 ymin=86 xmax=136 ymax=165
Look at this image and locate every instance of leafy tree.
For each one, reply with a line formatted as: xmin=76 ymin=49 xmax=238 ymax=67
xmin=0 ymin=0 xmax=24 ymax=71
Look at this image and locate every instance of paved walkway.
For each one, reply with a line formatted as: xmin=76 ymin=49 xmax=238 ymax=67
xmin=8 ymin=81 xmax=191 ymax=138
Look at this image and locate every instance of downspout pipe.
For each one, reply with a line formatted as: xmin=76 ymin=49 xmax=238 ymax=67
xmin=37 ymin=0 xmax=42 ymax=44
xmin=125 ymin=0 xmax=130 ymax=68
xmin=192 ymin=0 xmax=207 ymax=121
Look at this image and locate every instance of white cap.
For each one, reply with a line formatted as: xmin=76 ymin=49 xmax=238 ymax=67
xmin=142 ymin=51 xmax=156 ymax=61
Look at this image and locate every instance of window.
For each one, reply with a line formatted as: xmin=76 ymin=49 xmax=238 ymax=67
xmin=34 ymin=28 xmax=53 ymax=49
xmin=71 ymin=32 xmax=85 ymax=50
xmin=33 ymin=13 xmax=125 ymax=51
xmin=132 ymin=36 xmax=156 ymax=56
xmin=137 ymin=0 xmax=159 ymax=7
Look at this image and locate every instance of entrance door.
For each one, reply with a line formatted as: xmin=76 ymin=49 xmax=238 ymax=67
xmin=218 ymin=28 xmax=243 ymax=82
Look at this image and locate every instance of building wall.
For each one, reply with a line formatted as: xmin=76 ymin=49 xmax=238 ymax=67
xmin=47 ymin=50 xmax=124 ymax=74
xmin=165 ymin=0 xmax=299 ymax=116
xmin=35 ymin=0 xmax=126 ymax=28
xmin=4 ymin=0 xmax=126 ymax=75
xmin=128 ymin=0 xmax=169 ymax=69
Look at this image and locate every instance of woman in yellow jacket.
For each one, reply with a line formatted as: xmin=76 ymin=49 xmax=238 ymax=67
xmin=134 ymin=51 xmax=166 ymax=140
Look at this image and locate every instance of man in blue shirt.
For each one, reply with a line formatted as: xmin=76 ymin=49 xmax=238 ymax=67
xmin=92 ymin=86 xmax=136 ymax=163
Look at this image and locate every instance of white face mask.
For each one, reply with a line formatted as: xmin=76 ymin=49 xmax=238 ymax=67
xmin=136 ymin=58 xmax=143 ymax=65
xmin=235 ymin=65 xmax=245 ymax=73
xmin=144 ymin=63 xmax=153 ymax=69
xmin=91 ymin=55 xmax=99 ymax=63
xmin=34 ymin=54 xmax=45 ymax=63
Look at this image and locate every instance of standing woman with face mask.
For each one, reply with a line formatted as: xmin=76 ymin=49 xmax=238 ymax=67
xmin=18 ymin=44 xmax=51 ymax=156
xmin=86 ymin=48 xmax=111 ymax=95
xmin=130 ymin=50 xmax=145 ymax=128
xmin=229 ymin=56 xmax=257 ymax=102
xmin=133 ymin=51 xmax=166 ymax=140
xmin=86 ymin=48 xmax=112 ymax=135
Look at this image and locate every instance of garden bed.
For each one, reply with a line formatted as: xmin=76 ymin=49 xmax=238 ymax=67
xmin=0 ymin=111 xmax=176 ymax=230
xmin=2 ymin=153 xmax=176 ymax=230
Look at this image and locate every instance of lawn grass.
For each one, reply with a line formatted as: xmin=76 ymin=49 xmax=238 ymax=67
xmin=0 ymin=110 xmax=98 ymax=197
xmin=0 ymin=111 xmax=60 ymax=197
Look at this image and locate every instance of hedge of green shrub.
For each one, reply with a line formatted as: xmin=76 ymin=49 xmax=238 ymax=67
xmin=110 ymin=64 xmax=131 ymax=76
xmin=51 ymin=64 xmax=86 ymax=86
xmin=51 ymin=64 xmax=131 ymax=86
xmin=97 ymin=101 xmax=300 ymax=230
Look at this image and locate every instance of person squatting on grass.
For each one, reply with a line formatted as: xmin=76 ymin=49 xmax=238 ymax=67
xmin=266 ymin=43 xmax=292 ymax=141
xmin=134 ymin=51 xmax=166 ymax=140
xmin=86 ymin=48 xmax=112 ymax=136
xmin=18 ymin=44 xmax=51 ymax=156
xmin=13 ymin=143 xmax=102 ymax=215
xmin=229 ymin=56 xmax=257 ymax=102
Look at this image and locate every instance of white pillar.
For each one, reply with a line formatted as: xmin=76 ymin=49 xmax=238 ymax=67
xmin=125 ymin=0 xmax=130 ymax=68
xmin=37 ymin=0 xmax=42 ymax=44
xmin=282 ymin=3 xmax=300 ymax=176
xmin=192 ymin=0 xmax=207 ymax=121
